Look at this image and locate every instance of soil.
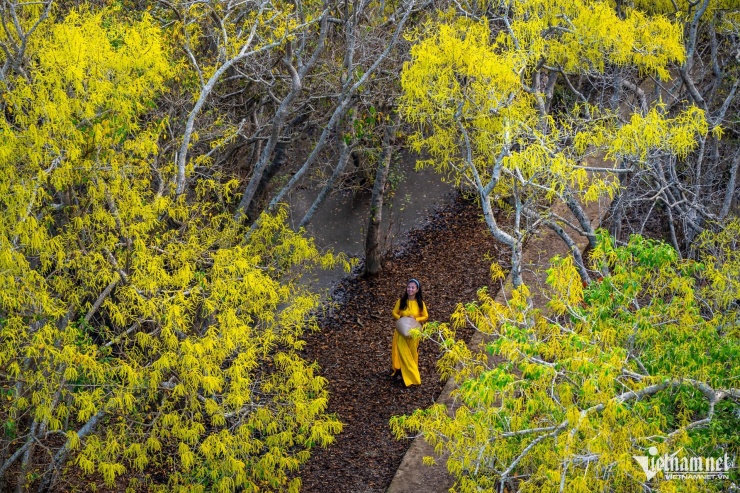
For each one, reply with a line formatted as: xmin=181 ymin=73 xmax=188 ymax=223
xmin=295 ymin=195 xmax=510 ymax=493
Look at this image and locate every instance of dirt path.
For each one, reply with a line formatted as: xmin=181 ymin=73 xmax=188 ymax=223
xmin=295 ymin=196 xmax=510 ymax=493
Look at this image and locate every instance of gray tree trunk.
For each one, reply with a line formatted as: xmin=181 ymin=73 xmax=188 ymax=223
xmin=364 ymin=113 xmax=397 ymax=276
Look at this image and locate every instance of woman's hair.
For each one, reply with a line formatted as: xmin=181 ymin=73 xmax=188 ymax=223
xmin=399 ymin=279 xmax=424 ymax=312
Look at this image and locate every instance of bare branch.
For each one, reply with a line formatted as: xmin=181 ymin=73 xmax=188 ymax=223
xmin=265 ymin=0 xmax=416 ymax=213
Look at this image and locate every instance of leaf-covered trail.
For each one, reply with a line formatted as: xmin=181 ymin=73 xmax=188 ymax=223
xmin=297 ymin=196 xmax=510 ymax=492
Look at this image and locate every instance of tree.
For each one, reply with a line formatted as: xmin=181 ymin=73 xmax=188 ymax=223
xmin=399 ymin=0 xmax=710 ymax=286
xmin=0 ymin=6 xmax=347 ymax=492
xmin=287 ymin=0 xmax=417 ymax=278
xmin=391 ymin=228 xmax=740 ymax=492
xmin=151 ymin=0 xmax=331 ymax=199
xmin=363 ymin=111 xmax=399 ymax=276
xmin=263 ymin=0 xmax=416 ymax=217
xmin=153 ymin=0 xmax=421 ymax=228
xmin=0 ymin=0 xmax=53 ymax=80
xmin=605 ymin=0 xmax=740 ymax=250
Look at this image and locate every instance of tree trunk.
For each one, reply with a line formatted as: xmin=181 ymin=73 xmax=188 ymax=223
xmin=363 ymin=113 xmax=397 ymax=276
xmin=544 ymin=219 xmax=592 ymax=285
xmin=234 ymin=16 xmax=329 ymax=218
xmin=720 ymin=149 xmax=740 ymax=221
xmin=262 ymin=1 xmax=415 ymax=217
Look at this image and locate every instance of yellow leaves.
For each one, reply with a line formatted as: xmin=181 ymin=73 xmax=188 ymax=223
xmin=392 ymin=230 xmax=740 ymax=492
xmin=400 ymin=3 xmax=701 ymax=272
xmin=6 ymin=9 xmax=170 ymax=171
xmin=124 ymin=443 xmax=150 ymax=471
xmin=201 ymin=375 xmax=223 ymax=394
xmin=521 ymin=0 xmax=685 ymax=79
xmin=696 ymin=218 xmax=740 ymax=313
xmin=0 ymin=8 xmax=346 ymax=492
xmin=611 ymin=106 xmax=708 ymax=162
xmin=628 ymin=11 xmax=686 ymax=79
xmin=76 ymin=398 xmax=99 ymax=423
xmin=64 ymin=366 xmax=79 ymax=382
xmin=1 ymin=212 xmax=344 ymax=490
xmin=401 ymin=16 xmax=527 ymax=173
xmin=179 ymin=442 xmax=196 ymax=470
xmin=67 ymin=430 xmax=82 ymax=451
xmin=717 ymin=8 xmax=740 ymax=35
xmin=546 ymin=255 xmax=584 ymax=315
xmin=77 ymin=454 xmax=96 ymax=475
xmin=584 ymin=177 xmax=618 ymax=203
xmin=146 ymin=436 xmax=162 ymax=453
xmin=99 ymin=461 xmax=126 ymax=485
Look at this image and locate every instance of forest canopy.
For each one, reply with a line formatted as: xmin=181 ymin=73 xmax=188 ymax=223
xmin=0 ymin=0 xmax=738 ymax=491
xmin=0 ymin=5 xmax=348 ymax=492
xmin=391 ymin=0 xmax=740 ymax=491
xmin=392 ymin=228 xmax=740 ymax=492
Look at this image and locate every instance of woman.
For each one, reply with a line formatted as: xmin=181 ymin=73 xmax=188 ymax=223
xmin=391 ymin=278 xmax=428 ymax=387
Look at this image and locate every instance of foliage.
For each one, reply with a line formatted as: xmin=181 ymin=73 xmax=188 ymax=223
xmin=158 ymin=0 xmax=329 ymax=195
xmin=399 ymin=0 xmax=691 ymax=185
xmin=695 ymin=219 xmax=740 ymax=337
xmin=627 ymin=0 xmax=738 ymax=17
xmin=0 ymin=6 xmax=347 ymax=492
xmin=602 ymin=0 xmax=740 ymax=248
xmin=399 ymin=0 xmax=710 ymax=286
xmin=391 ymin=230 xmax=740 ymax=492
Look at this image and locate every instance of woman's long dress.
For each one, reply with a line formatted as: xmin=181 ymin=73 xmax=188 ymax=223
xmin=392 ymin=299 xmax=428 ymax=386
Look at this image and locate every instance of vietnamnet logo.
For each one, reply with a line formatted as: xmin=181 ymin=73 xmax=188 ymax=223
xmin=633 ymin=446 xmax=734 ymax=481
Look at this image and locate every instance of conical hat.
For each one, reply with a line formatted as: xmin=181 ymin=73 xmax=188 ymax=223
xmin=395 ymin=316 xmax=421 ymax=337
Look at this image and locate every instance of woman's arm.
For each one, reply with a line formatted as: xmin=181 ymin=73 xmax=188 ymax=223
xmin=415 ymin=301 xmax=428 ymax=323
xmin=392 ymin=299 xmax=402 ymax=320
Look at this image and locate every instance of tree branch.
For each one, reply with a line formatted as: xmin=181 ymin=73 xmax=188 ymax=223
xmin=39 ymin=410 xmax=106 ymax=492
xmin=264 ymin=0 xmax=416 ymax=213
xmin=235 ymin=12 xmax=330 ymax=217
xmin=719 ymin=149 xmax=740 ymax=221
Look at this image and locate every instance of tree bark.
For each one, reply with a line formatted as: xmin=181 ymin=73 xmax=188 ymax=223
xmin=563 ymin=188 xmax=597 ymax=249
xmin=299 ymin=134 xmax=353 ymax=229
xmin=176 ymin=5 xmax=285 ymax=195
xmin=363 ymin=113 xmax=397 ymax=276
xmin=14 ymin=420 xmax=38 ymax=493
xmin=544 ymin=219 xmax=591 ymax=285
xmin=720 ymin=150 xmax=740 ymax=221
xmin=38 ymin=410 xmax=106 ymax=492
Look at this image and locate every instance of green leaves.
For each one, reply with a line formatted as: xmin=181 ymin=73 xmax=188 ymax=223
xmin=393 ymin=232 xmax=740 ymax=492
